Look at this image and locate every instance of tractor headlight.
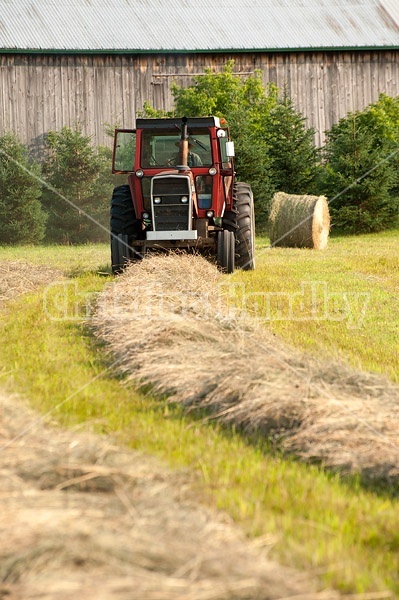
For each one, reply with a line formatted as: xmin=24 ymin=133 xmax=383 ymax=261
xmin=135 ymin=169 xmax=144 ymax=178
xmin=206 ymin=210 xmax=214 ymax=218
xmin=154 ymin=197 xmax=161 ymax=204
xmin=208 ymin=167 xmax=217 ymax=176
xmin=142 ymin=212 xmax=150 ymax=219
xmin=181 ymin=196 xmax=189 ymax=203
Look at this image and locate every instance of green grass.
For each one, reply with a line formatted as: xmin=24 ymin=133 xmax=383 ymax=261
xmin=0 ymin=243 xmax=110 ymax=275
xmin=232 ymin=230 xmax=399 ymax=382
xmin=0 ymin=240 xmax=399 ymax=595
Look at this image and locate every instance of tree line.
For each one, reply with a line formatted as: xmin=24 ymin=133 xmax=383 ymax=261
xmin=1 ymin=61 xmax=398 ymax=245
xmin=0 ymin=128 xmax=115 ymax=245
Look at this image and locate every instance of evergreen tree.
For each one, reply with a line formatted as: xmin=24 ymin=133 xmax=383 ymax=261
xmin=41 ymin=127 xmax=113 ymax=243
xmin=0 ymin=133 xmax=46 ymax=244
xmin=263 ymin=91 xmax=320 ymax=194
xmin=319 ymin=109 xmax=398 ymax=233
xmin=366 ymin=93 xmax=399 ymax=203
xmin=227 ymin=106 xmax=274 ymax=226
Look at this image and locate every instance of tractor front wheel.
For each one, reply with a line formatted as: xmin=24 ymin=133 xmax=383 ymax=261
xmin=224 ymin=182 xmax=255 ymax=270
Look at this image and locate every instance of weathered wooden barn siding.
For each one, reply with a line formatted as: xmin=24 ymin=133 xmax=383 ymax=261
xmin=1 ymin=50 xmax=398 ymax=149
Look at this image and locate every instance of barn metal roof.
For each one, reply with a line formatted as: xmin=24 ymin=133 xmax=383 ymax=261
xmin=1 ymin=0 xmax=399 ymax=53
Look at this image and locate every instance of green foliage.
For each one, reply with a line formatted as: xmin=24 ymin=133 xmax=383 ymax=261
xmin=227 ymin=107 xmax=275 ymax=224
xmin=171 ymin=61 xmax=245 ymax=117
xmin=366 ymin=93 xmax=399 ymax=142
xmin=0 ymin=132 xmax=46 ymax=244
xmin=262 ymin=91 xmax=320 ymax=194
xmin=41 ymin=127 xmax=114 ymax=243
xmin=366 ymin=93 xmax=399 ymax=201
xmin=319 ymin=100 xmax=399 ymax=233
xmin=139 ymin=62 xmax=319 ymax=226
xmin=137 ymin=101 xmax=171 ymax=119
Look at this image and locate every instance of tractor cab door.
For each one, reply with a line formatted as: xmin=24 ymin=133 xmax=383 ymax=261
xmin=112 ymin=130 xmax=136 ymax=173
xmin=218 ymin=133 xmax=235 ymax=205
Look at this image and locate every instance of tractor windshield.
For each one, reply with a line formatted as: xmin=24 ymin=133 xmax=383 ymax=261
xmin=141 ymin=131 xmax=212 ymax=167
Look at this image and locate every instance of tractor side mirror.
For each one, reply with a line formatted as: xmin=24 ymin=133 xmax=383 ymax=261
xmin=225 ymin=141 xmax=235 ymax=158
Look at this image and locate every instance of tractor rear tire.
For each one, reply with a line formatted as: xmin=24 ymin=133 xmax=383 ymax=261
xmin=110 ymin=184 xmax=142 ymax=274
xmin=111 ymin=234 xmax=130 ymax=275
xmin=224 ymin=182 xmax=255 ymax=270
xmin=217 ymin=230 xmax=235 ymax=274
xmin=110 ymin=184 xmax=139 ymax=235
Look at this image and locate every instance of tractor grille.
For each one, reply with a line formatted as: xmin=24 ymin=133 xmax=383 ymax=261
xmin=152 ymin=176 xmax=191 ymax=232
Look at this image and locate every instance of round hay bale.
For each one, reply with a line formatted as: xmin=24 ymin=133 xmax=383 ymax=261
xmin=268 ymin=193 xmax=330 ymax=249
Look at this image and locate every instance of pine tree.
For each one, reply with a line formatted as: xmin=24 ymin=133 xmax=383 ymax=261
xmin=263 ymin=92 xmax=320 ymax=195
xmin=319 ymin=110 xmax=398 ymax=233
xmin=0 ymin=133 xmax=46 ymax=244
xmin=41 ymin=127 xmax=113 ymax=243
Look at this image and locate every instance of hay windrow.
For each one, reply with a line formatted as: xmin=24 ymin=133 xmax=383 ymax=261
xmin=0 ymin=394 xmax=319 ymax=600
xmin=92 ymin=254 xmax=399 ymax=487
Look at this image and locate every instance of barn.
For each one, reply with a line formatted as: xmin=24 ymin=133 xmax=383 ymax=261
xmin=1 ymin=0 xmax=399 ymax=148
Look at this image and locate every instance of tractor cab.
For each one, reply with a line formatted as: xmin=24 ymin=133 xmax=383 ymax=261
xmin=110 ymin=116 xmax=255 ymax=274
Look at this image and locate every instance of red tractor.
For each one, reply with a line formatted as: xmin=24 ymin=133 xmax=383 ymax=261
xmin=110 ymin=116 xmax=255 ymax=274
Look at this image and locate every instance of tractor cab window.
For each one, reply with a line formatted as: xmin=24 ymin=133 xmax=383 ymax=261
xmin=141 ymin=131 xmax=212 ymax=167
xmin=141 ymin=132 xmax=180 ymax=167
xmin=113 ymin=131 xmax=136 ymax=172
xmin=187 ymin=133 xmax=212 ymax=166
xmin=196 ymin=175 xmax=213 ymax=209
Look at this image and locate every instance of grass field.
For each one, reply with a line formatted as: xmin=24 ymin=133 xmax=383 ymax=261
xmin=234 ymin=230 xmax=398 ymax=382
xmin=0 ymin=234 xmax=398 ymax=596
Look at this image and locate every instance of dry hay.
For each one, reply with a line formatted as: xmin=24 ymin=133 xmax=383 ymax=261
xmin=0 ymin=260 xmax=61 ymax=306
xmin=0 ymin=393 xmax=329 ymax=600
xmin=269 ymin=193 xmax=330 ymax=249
xmin=92 ymin=253 xmax=399 ymax=488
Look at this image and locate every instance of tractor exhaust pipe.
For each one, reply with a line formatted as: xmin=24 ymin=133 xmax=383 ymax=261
xmin=178 ymin=116 xmax=189 ymax=167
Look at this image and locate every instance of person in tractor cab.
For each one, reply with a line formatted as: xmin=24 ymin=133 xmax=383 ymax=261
xmin=168 ymin=138 xmax=202 ymax=167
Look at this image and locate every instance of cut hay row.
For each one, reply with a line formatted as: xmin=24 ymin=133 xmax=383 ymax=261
xmin=92 ymin=254 xmax=399 ymax=488
xmin=269 ymin=193 xmax=330 ymax=249
xmin=0 ymin=394 xmax=321 ymax=600
xmin=0 ymin=260 xmax=61 ymax=306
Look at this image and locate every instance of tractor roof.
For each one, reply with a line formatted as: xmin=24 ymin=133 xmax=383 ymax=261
xmin=136 ymin=117 xmax=222 ymax=131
